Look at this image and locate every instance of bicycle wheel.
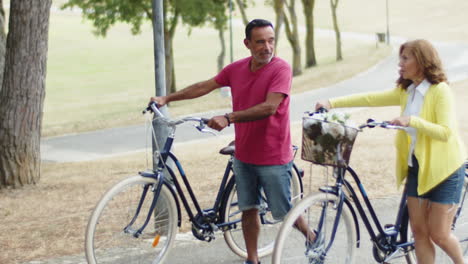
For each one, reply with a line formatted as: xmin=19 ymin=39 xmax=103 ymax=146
xmin=222 ymin=165 xmax=302 ymax=258
xmin=273 ymin=192 xmax=356 ymax=264
xmin=85 ymin=176 xmax=178 ymax=264
xmin=405 ymin=172 xmax=468 ymax=263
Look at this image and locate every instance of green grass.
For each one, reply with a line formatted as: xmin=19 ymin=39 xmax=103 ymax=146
xmin=4 ymin=0 xmax=466 ymax=136
xmin=43 ymin=9 xmax=390 ymax=137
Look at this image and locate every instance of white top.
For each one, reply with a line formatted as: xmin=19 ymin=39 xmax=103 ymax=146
xmin=403 ymin=79 xmax=431 ymax=166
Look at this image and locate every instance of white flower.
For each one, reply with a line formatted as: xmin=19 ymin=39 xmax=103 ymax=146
xmin=329 ymin=112 xmax=350 ymax=124
xmin=323 ymin=122 xmax=345 ymax=139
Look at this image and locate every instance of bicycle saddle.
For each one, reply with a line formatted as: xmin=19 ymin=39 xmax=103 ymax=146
xmin=219 ymin=140 xmax=235 ymax=155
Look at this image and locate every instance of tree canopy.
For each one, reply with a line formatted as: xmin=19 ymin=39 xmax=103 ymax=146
xmin=63 ymin=0 xmax=230 ymax=93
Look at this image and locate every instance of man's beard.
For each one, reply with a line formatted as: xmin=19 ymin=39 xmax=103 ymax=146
xmin=254 ymin=53 xmax=273 ymax=64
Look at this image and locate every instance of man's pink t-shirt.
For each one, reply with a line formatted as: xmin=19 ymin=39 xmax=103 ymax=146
xmin=214 ymin=56 xmax=293 ymax=165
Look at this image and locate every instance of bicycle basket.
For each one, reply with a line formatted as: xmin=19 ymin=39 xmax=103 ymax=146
xmin=302 ymin=116 xmax=359 ymax=168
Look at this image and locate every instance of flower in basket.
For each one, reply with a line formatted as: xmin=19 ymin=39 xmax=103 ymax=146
xmin=302 ymin=112 xmax=358 ymax=167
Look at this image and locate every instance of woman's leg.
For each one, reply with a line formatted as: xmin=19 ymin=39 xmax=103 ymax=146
xmin=427 ymin=202 xmax=465 ymax=264
xmin=407 ymin=197 xmax=435 ymax=264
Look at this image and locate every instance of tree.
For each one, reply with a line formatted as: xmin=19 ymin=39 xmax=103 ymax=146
xmin=272 ymin=0 xmax=284 ymax=51
xmin=302 ymin=0 xmax=317 ymax=67
xmin=0 ymin=0 xmax=6 ymax=89
xmin=278 ymin=0 xmax=302 ymax=76
xmin=234 ymin=0 xmax=249 ymax=26
xmin=330 ymin=0 xmax=342 ymax=61
xmin=0 ymin=0 xmax=52 ymax=188
xmin=63 ymin=0 xmax=224 ymax=95
xmin=209 ymin=1 xmax=229 ymax=71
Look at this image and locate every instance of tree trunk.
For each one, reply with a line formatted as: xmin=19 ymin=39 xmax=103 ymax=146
xmin=330 ymin=0 xmax=342 ymax=61
xmin=164 ymin=5 xmax=178 ymax=94
xmin=282 ymin=0 xmax=302 ymax=76
xmin=0 ymin=0 xmax=52 ymax=189
xmin=235 ymin=0 xmax=249 ymax=26
xmin=217 ymin=27 xmax=226 ymax=72
xmin=0 ymin=0 xmax=6 ymax=90
xmin=164 ymin=33 xmax=176 ymax=94
xmin=302 ymin=0 xmax=317 ymax=67
xmin=273 ymin=0 xmax=284 ymax=51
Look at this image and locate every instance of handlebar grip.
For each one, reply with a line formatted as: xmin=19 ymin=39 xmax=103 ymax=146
xmin=308 ymin=107 xmax=328 ymax=116
xmin=316 ymin=107 xmax=328 ymax=113
xmin=366 ymin=118 xmax=376 ymax=128
xmin=143 ymin=102 xmax=164 ymax=118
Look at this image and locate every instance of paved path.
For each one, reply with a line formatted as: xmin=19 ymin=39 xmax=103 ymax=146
xmin=24 ymin=195 xmax=406 ymax=264
xmin=40 ymin=39 xmax=468 ymax=163
xmin=33 ymin=38 xmax=468 ymax=264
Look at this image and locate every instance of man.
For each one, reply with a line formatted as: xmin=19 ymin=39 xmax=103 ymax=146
xmin=150 ymin=19 xmax=314 ymax=264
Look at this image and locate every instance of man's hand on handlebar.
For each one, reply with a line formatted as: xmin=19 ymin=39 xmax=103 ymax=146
xmin=207 ymin=115 xmax=229 ymax=131
xmin=150 ymin=96 xmax=169 ymax=108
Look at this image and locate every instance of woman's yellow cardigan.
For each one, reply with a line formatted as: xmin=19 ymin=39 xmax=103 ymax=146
xmin=330 ymin=82 xmax=466 ymax=195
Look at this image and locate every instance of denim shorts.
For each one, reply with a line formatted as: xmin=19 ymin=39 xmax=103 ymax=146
xmin=406 ymin=156 xmax=466 ymax=204
xmin=232 ymin=158 xmax=293 ymax=220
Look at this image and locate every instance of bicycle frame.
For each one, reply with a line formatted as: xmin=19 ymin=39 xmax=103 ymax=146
xmin=131 ymin=122 xmax=238 ymax=236
xmin=299 ymin=114 xmax=467 ymax=263
xmin=127 ymin=104 xmax=304 ymax=243
xmin=344 ymin=167 xmax=413 ymax=250
xmin=317 ymin=165 xmax=414 ymax=261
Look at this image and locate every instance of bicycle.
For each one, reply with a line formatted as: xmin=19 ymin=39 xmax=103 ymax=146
xmin=273 ymin=113 xmax=468 ymax=264
xmin=85 ymin=102 xmax=304 ymax=263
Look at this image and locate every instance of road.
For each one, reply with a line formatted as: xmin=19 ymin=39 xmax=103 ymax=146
xmin=33 ymin=38 xmax=468 ymax=264
xmin=40 ymin=38 xmax=468 ymax=163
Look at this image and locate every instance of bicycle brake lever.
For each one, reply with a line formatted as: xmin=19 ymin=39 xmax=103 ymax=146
xmin=194 ymin=125 xmax=217 ymax=136
xmin=380 ymin=121 xmax=390 ymax=128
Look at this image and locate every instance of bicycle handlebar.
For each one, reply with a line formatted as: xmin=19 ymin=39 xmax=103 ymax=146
xmin=305 ymin=110 xmax=407 ymax=131
xmin=359 ymin=118 xmax=407 ymax=131
xmin=143 ymin=101 xmax=165 ymax=118
xmin=144 ymin=102 xmax=213 ymax=134
xmin=305 ymin=107 xmax=328 ymax=117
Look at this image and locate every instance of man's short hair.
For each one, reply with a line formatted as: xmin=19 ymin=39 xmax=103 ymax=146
xmin=245 ymin=19 xmax=274 ymax=40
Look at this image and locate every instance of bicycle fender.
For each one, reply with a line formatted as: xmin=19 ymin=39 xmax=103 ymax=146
xmin=318 ymin=187 xmax=361 ymax=248
xmin=344 ymin=198 xmax=361 ymax=248
xmin=139 ymin=170 xmax=182 ymax=227
xmin=292 ymin=163 xmax=304 ymax=196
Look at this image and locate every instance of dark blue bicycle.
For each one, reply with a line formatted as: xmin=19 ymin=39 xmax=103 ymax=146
xmin=273 ymin=114 xmax=468 ymax=264
xmin=85 ymin=102 xmax=304 ymax=263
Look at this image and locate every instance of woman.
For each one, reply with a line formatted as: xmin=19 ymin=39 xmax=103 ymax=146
xmin=316 ymin=39 xmax=467 ymax=263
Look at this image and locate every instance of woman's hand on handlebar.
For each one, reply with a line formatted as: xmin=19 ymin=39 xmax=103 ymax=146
xmin=315 ymin=100 xmax=331 ymax=111
xmin=389 ymin=116 xmax=410 ymax=127
xmin=207 ymin=115 xmax=229 ymax=131
xmin=149 ymin=96 xmax=168 ymax=108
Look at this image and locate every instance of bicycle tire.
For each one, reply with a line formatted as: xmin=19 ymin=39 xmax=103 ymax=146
xmin=273 ymin=192 xmax=356 ymax=264
xmin=85 ymin=176 xmax=178 ymax=264
xmin=222 ymin=164 xmax=302 ymax=258
xmin=405 ymin=170 xmax=468 ymax=263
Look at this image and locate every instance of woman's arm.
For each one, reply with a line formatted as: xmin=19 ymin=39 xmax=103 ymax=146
xmin=409 ymin=84 xmax=456 ymax=141
xmin=330 ymin=87 xmax=401 ymax=108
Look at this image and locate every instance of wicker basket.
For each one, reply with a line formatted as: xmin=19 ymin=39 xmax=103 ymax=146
xmin=302 ymin=116 xmax=359 ymax=168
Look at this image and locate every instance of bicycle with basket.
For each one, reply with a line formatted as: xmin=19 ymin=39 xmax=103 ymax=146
xmin=272 ymin=109 xmax=468 ymax=264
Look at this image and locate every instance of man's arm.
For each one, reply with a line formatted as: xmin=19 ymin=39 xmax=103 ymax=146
xmin=208 ymin=92 xmax=286 ymax=131
xmin=150 ymin=78 xmax=221 ymax=107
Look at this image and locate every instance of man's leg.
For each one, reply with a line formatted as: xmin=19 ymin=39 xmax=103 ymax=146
xmin=294 ymin=215 xmax=316 ymax=242
xmin=243 ymin=208 xmax=260 ymax=264
xmin=232 ymin=158 xmax=261 ymax=263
